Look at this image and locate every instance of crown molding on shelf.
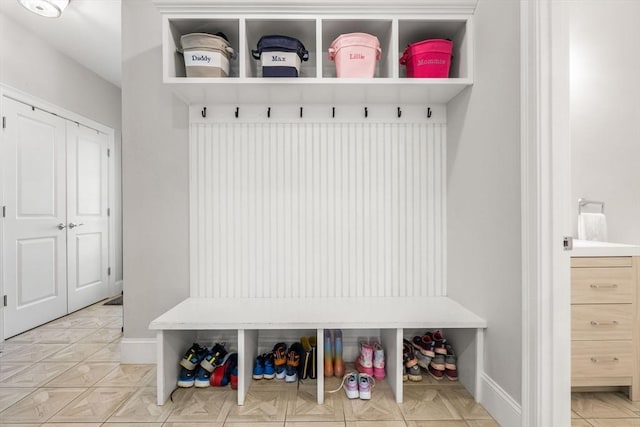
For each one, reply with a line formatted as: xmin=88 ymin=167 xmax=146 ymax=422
xmin=152 ymin=0 xmax=478 ymax=15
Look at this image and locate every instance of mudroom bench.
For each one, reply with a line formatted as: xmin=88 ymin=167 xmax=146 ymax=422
xmin=149 ymin=296 xmax=487 ymax=406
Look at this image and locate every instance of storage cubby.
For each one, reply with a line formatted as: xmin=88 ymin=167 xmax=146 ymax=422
xmin=245 ymin=19 xmax=317 ymax=78
xmin=398 ymin=19 xmax=469 ymax=79
xmin=166 ymin=18 xmax=241 ymax=78
xmin=321 ymin=19 xmax=394 ymax=78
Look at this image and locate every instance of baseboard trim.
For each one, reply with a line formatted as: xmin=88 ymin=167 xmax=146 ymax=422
xmin=480 ymin=372 xmax=522 ymax=427
xmin=121 ymin=338 xmax=156 ymax=364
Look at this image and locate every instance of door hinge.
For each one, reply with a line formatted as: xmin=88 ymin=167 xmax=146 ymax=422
xmin=107 ymin=148 xmax=110 ymax=157
xmin=2 ymin=116 xmax=5 ymax=129
xmin=3 ymin=295 xmax=6 ymax=307
xmin=563 ymin=236 xmax=574 ymax=251
xmin=2 ymin=206 xmax=5 ymax=218
xmin=107 ymin=207 xmax=110 ymax=216
xmin=108 ymin=267 xmax=111 ymax=276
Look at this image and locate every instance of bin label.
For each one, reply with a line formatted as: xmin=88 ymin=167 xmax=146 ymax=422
xmin=185 ymin=50 xmax=229 ymax=73
xmin=261 ymin=52 xmax=302 ymax=70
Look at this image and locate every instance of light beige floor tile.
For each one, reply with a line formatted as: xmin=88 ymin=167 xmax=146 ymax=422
xmin=587 ymin=420 xmax=640 ymax=426
xmin=27 ymin=328 xmax=96 ymax=344
xmin=343 ymin=390 xmax=404 ymax=422
xmin=77 ymin=328 xmax=123 ymax=344
xmin=85 ymin=342 xmax=121 ymax=362
xmin=289 ymin=422 xmax=346 ymax=427
xmin=0 ymin=387 xmax=86 ymax=423
xmin=164 ymin=422 xmax=224 ymax=427
xmin=0 ymin=387 xmax=35 ymax=412
xmin=224 ymin=423 xmax=283 ymax=427
xmin=47 ymin=342 xmax=108 ymax=362
xmin=0 ymin=361 xmax=30 ymax=382
xmin=225 ymin=388 xmax=289 ymax=423
xmin=166 ymin=387 xmax=235 ymax=423
xmin=399 ymin=386 xmax=462 ymax=421
xmin=106 ymin=386 xmax=174 ymax=423
xmin=286 ymin=383 xmax=344 ymax=423
xmin=98 ymin=423 xmax=162 ymax=426
xmin=0 ymin=424 xmax=41 ymax=427
xmin=406 ymin=422 xmax=466 ymax=427
xmin=347 ymin=421 xmax=406 ymax=427
xmin=0 ymin=343 xmax=68 ymax=362
xmin=0 ymin=361 xmax=76 ymax=388
xmin=44 ymin=362 xmax=119 ymax=387
xmin=465 ymin=420 xmax=502 ymax=427
xmin=572 ymin=392 xmax=640 ymax=418
xmin=573 ymin=410 xmax=581 ymax=418
xmin=571 ymin=419 xmax=595 ymax=427
xmin=85 ymin=306 xmax=122 ymax=318
xmin=95 ymin=364 xmax=155 ymax=387
xmin=43 ymin=423 xmax=102 ymax=427
xmin=48 ymin=387 xmax=137 ymax=423
xmin=41 ymin=315 xmax=113 ymax=329
xmin=442 ymin=387 xmax=493 ymax=420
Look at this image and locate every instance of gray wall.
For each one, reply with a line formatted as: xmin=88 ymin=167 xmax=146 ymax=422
xmin=570 ymin=0 xmax=640 ymax=245
xmin=447 ymin=0 xmax=522 ymax=404
xmin=121 ymin=0 xmax=189 ymax=339
xmin=0 ymin=11 xmax=124 ymax=284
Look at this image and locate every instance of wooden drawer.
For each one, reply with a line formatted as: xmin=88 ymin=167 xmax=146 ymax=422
xmin=571 ymin=304 xmax=633 ymax=340
xmin=572 ymin=257 xmax=633 ymax=268
xmin=572 ymin=340 xmax=633 ymax=379
xmin=571 ymin=267 xmax=635 ymax=304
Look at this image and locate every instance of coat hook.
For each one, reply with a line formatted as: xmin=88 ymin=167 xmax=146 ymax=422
xmin=267 ymin=107 xmax=271 ymax=118
xmin=364 ymin=107 xmax=368 ymax=118
xmin=397 ymin=107 xmax=402 ymax=118
xmin=201 ymin=107 xmax=207 ymax=118
xmin=427 ymin=107 xmax=432 ymax=118
xmin=332 ymin=107 xmax=335 ymax=118
xmin=235 ymin=107 xmax=239 ymax=118
xmin=300 ymin=107 xmax=303 ymax=118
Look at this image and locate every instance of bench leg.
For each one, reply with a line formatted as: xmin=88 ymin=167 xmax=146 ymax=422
xmin=237 ymin=329 xmax=258 ymax=406
xmin=475 ymin=327 xmax=485 ymax=403
xmin=156 ymin=329 xmax=195 ymax=405
xmin=380 ymin=328 xmax=403 ymax=403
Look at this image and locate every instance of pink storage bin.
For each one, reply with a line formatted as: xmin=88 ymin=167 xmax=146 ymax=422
xmin=328 ymin=32 xmax=381 ymax=78
xmin=400 ymin=39 xmax=453 ymax=78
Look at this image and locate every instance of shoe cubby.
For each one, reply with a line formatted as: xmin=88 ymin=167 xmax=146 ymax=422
xmin=397 ymin=19 xmax=470 ymax=79
xmin=320 ymin=19 xmax=394 ymax=78
xmin=244 ymin=19 xmax=318 ymax=78
xmin=166 ymin=18 xmax=241 ymax=79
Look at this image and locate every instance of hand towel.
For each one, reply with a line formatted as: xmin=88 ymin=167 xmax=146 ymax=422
xmin=578 ymin=212 xmax=607 ymax=241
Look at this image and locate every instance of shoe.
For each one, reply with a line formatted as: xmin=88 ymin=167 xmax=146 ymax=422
xmin=430 ymin=354 xmax=446 ymax=371
xmin=372 ymin=341 xmax=385 ymax=379
xmin=358 ymin=373 xmax=375 ymax=400
xmin=285 ymin=342 xmax=304 ymax=383
xmin=412 ymin=335 xmax=435 ymax=359
xmin=324 ymin=330 xmax=334 ymax=377
xmin=273 ymin=342 xmax=288 ymax=380
xmin=402 ymin=339 xmax=422 ymax=382
xmin=253 ymin=354 xmax=265 ymax=380
xmin=194 ymin=366 xmax=212 ymax=387
xmin=444 ymin=345 xmax=458 ymax=381
xmin=263 ymin=352 xmax=276 ymax=379
xmin=177 ymin=366 xmax=197 ymax=387
xmin=300 ymin=336 xmax=317 ymax=379
xmin=330 ymin=372 xmax=359 ymax=399
xmin=425 ymin=331 xmax=448 ymax=355
xmin=414 ymin=349 xmax=432 ymax=370
xmin=355 ymin=341 xmax=374 ymax=376
xmin=210 ymin=352 xmax=237 ymax=387
xmin=179 ymin=343 xmax=205 ymax=370
xmin=428 ymin=363 xmax=445 ymax=380
xmin=333 ymin=330 xmax=344 ymax=377
xmin=200 ymin=343 xmax=228 ymax=373
xmin=230 ymin=366 xmax=238 ymax=389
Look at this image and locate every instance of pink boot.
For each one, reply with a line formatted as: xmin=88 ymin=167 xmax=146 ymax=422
xmin=372 ymin=342 xmax=385 ymax=379
xmin=355 ymin=342 xmax=374 ymax=376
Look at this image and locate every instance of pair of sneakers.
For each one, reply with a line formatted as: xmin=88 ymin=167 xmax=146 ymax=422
xmin=177 ymin=342 xmax=228 ymax=388
xmin=253 ymin=353 xmax=276 ymax=380
xmin=330 ymin=372 xmax=375 ymax=400
xmin=272 ymin=342 xmax=305 ymax=383
xmin=354 ymin=340 xmax=385 ymax=380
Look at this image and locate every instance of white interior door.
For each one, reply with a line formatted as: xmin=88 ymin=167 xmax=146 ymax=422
xmin=66 ymin=123 xmax=109 ymax=313
xmin=2 ymin=97 xmax=68 ymax=338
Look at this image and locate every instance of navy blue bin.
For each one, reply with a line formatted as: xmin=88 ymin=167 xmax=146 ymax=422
xmin=251 ymin=35 xmax=309 ymax=77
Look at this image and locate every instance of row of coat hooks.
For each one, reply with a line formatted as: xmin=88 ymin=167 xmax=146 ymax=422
xmin=200 ymin=106 xmax=434 ymax=119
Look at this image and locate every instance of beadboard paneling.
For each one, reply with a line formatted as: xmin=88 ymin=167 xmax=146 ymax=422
xmin=190 ymin=121 xmax=445 ymax=298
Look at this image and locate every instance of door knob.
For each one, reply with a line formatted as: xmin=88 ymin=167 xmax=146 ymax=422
xmin=68 ymin=222 xmax=84 ymax=229
xmin=57 ymin=223 xmax=67 ymax=230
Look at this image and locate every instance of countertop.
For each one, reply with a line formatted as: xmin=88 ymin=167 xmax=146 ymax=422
xmin=572 ymin=239 xmax=640 ymax=257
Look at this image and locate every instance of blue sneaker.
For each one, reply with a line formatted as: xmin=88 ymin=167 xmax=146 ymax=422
xmin=194 ymin=366 xmax=211 ymax=388
xmin=177 ymin=366 xmax=197 ymax=387
xmin=263 ymin=353 xmax=276 ymax=379
xmin=253 ymin=354 xmax=265 ymax=379
xmin=200 ymin=343 xmax=228 ymax=373
xmin=179 ymin=343 xmax=206 ymax=370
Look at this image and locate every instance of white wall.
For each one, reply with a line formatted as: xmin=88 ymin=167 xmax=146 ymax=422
xmin=447 ymin=0 xmax=521 ymax=409
xmin=0 ymin=11 xmax=124 ymax=285
xmin=121 ymin=0 xmax=190 ymax=339
xmin=570 ymin=1 xmax=640 ymax=245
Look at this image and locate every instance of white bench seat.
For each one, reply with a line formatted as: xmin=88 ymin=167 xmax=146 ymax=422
xmin=149 ymin=296 xmax=486 ymax=405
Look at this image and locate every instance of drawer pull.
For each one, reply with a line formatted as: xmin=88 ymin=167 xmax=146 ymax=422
xmin=590 ymin=357 xmax=619 ymax=364
xmin=590 ymin=320 xmax=619 ymax=326
xmin=590 ymin=283 xmax=618 ymax=289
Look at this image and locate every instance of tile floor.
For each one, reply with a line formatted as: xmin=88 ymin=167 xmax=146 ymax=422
xmin=2 ymin=300 xmax=635 ymax=426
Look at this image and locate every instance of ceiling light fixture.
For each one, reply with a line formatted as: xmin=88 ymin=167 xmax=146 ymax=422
xmin=18 ymin=0 xmax=69 ymax=18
